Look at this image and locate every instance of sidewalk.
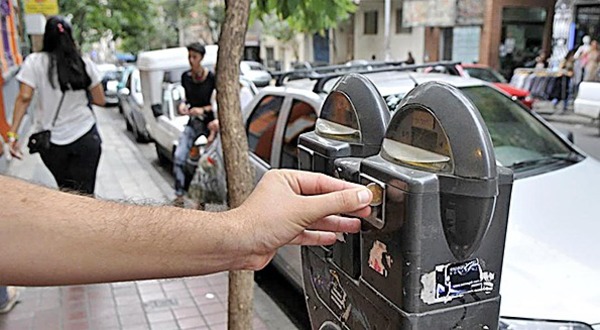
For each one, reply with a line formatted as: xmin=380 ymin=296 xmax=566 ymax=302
xmin=532 ymin=100 xmax=598 ymax=128
xmin=0 ymin=108 xmax=298 ymax=330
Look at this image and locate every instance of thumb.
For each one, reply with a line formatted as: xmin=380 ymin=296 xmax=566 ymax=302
xmin=303 ymin=187 xmax=372 ymax=221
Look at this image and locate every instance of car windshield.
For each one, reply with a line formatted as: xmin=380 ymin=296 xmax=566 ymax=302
xmin=465 ymin=67 xmax=507 ymax=84
xmin=386 ymin=85 xmax=578 ymax=173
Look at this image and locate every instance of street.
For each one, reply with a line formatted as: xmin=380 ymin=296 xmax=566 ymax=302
xmin=551 ymin=121 xmax=600 ymax=160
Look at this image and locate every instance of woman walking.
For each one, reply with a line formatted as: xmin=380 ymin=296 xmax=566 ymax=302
xmin=8 ymin=16 xmax=105 ymax=195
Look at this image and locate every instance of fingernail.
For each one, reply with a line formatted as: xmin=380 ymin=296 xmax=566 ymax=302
xmin=357 ymin=189 xmax=371 ymax=205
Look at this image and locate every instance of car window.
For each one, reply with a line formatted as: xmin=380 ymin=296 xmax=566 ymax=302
xmin=247 ymin=95 xmax=285 ymax=163
xmin=134 ymin=72 xmax=142 ymax=93
xmin=171 ymin=85 xmax=187 ymax=118
xmin=280 ymin=100 xmax=318 ymax=168
xmin=459 ymin=86 xmax=574 ymax=170
xmin=465 ymin=67 xmax=507 ymax=84
xmin=162 ymin=88 xmax=173 ymax=119
xmin=125 ymin=74 xmax=133 ymax=90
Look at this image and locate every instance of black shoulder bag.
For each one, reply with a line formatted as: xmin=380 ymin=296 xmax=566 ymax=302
xmin=27 ymin=92 xmax=66 ymax=154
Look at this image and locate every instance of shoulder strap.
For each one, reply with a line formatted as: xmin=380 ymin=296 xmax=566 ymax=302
xmin=50 ymin=92 xmax=66 ymax=127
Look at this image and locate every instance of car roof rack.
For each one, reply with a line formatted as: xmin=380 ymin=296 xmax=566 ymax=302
xmin=273 ymin=61 xmax=408 ymax=86
xmin=310 ymin=61 xmax=461 ymax=94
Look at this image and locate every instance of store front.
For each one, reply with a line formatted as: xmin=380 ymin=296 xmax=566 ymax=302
xmin=480 ymin=0 xmax=554 ymax=78
xmin=574 ymin=3 xmax=600 ymax=46
xmin=498 ymin=7 xmax=548 ymax=78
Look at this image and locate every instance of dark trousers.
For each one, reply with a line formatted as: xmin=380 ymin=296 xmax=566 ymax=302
xmin=40 ymin=125 xmax=102 ymax=196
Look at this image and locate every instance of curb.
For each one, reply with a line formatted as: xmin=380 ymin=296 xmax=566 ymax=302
xmin=537 ymin=112 xmax=598 ymax=127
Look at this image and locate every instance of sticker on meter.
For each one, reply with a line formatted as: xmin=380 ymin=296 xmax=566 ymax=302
xmin=420 ymin=259 xmax=495 ymax=305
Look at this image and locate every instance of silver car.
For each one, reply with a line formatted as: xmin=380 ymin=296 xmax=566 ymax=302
xmin=193 ymin=71 xmax=600 ymax=329
xmin=240 ymin=61 xmax=272 ymax=87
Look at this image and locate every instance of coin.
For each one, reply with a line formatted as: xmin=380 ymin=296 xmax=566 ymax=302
xmin=366 ymin=182 xmax=383 ymax=207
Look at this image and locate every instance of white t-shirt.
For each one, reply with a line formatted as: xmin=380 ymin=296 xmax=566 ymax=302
xmin=17 ymin=53 xmax=102 ymax=145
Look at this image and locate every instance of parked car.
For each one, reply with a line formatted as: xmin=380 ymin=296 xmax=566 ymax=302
xmin=240 ymin=60 xmax=272 ymax=87
xmin=193 ymin=70 xmax=600 ymax=329
xmin=97 ymin=63 xmax=122 ymax=106
xmin=460 ymin=63 xmax=534 ymax=109
xmin=117 ymin=67 xmax=151 ymax=142
xmin=574 ymin=81 xmax=600 ymax=135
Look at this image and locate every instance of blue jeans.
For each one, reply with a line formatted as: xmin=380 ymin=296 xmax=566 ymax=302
xmin=173 ymin=125 xmax=203 ymax=196
xmin=0 ymin=287 xmax=8 ymax=306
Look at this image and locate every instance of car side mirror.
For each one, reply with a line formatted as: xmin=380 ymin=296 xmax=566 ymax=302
xmin=151 ymin=104 xmax=163 ymax=118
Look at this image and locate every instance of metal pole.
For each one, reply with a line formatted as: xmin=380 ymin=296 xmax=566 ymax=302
xmin=384 ymin=0 xmax=391 ymax=61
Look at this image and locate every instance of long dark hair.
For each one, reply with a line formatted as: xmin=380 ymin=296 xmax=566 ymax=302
xmin=42 ymin=16 xmax=91 ymax=91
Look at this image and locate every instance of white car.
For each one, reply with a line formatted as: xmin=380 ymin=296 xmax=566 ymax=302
xmin=240 ymin=60 xmax=272 ymax=87
xmin=574 ymin=81 xmax=600 ymax=135
xmin=194 ymin=70 xmax=600 ymax=329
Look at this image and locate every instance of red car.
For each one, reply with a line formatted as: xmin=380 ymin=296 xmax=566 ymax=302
xmin=459 ymin=63 xmax=534 ymax=109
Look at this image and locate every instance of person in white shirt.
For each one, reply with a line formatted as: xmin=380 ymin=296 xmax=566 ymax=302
xmin=8 ymin=16 xmax=106 ymax=195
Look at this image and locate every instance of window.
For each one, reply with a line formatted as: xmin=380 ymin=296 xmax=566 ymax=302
xmin=364 ymin=11 xmax=378 ymax=35
xmin=247 ymin=95 xmax=285 ymax=164
xmin=396 ymin=8 xmax=412 ymax=34
xmin=280 ymin=100 xmax=318 ymax=168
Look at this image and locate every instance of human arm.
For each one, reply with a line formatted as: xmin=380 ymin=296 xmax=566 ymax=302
xmin=0 ymin=170 xmax=371 ymax=286
xmin=89 ymin=83 xmax=106 ymax=106
xmin=8 ymin=83 xmax=34 ymax=159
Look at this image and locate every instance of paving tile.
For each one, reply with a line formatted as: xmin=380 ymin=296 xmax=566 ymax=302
xmin=64 ymin=320 xmax=90 ymax=330
xmin=64 ymin=310 xmax=88 ymax=322
xmin=198 ymin=302 xmax=225 ymax=316
xmin=177 ymin=316 xmax=206 ymax=329
xmin=172 ymin=307 xmax=201 ymax=320
xmin=0 ymin=318 xmax=32 ymax=330
xmin=202 ymin=311 xmax=227 ymax=326
xmin=116 ymin=304 xmax=145 ymax=317
xmin=88 ymin=315 xmax=120 ymax=328
xmin=207 ymin=322 xmax=228 ymax=330
xmin=150 ymin=319 xmax=179 ymax=330
xmin=115 ymin=295 xmax=142 ymax=307
xmin=118 ymin=313 xmax=148 ymax=327
xmin=173 ymin=297 xmax=196 ymax=308
xmin=146 ymin=310 xmax=174 ymax=323
xmin=184 ymin=277 xmax=211 ymax=289
xmin=164 ymin=289 xmax=192 ymax=300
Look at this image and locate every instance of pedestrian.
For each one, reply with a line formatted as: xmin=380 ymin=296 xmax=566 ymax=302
xmin=173 ymin=42 xmax=218 ymax=207
xmin=554 ymin=49 xmax=576 ymax=111
xmin=0 ymin=170 xmax=372 ymax=285
xmin=405 ymin=52 xmax=415 ymax=65
xmin=7 ymin=16 xmax=105 ymax=196
xmin=0 ymin=286 xmax=19 ymax=313
xmin=583 ymin=40 xmax=600 ymax=82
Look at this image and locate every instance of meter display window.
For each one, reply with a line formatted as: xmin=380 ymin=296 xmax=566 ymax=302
xmin=280 ymin=100 xmax=318 ymax=168
xmin=460 ymin=86 xmax=574 ymax=170
xmin=247 ymin=95 xmax=284 ymax=164
xmin=317 ymin=91 xmax=361 ymax=142
xmin=382 ymin=107 xmax=453 ymax=172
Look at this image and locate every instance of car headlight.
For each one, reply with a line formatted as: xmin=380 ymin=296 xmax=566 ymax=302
xmin=500 ymin=317 xmax=593 ymax=330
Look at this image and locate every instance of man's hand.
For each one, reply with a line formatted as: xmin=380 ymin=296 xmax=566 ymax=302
xmin=178 ymin=102 xmax=190 ymax=115
xmin=189 ymin=107 xmax=205 ymax=117
xmin=207 ymin=119 xmax=219 ymax=132
xmin=235 ymin=169 xmax=372 ymax=270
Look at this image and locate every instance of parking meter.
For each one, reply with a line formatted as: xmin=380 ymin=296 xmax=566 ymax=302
xmin=299 ymin=77 xmax=513 ymax=329
xmin=298 ymin=74 xmax=390 ymax=281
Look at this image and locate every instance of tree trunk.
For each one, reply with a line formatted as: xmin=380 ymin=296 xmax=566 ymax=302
xmin=216 ymin=1 xmax=254 ymax=329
